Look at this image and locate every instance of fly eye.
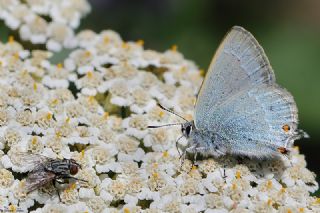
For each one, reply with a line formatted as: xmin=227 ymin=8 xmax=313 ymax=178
xmin=70 ymin=164 xmax=79 ymax=175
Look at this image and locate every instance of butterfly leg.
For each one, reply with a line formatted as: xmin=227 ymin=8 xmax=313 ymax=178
xmin=179 ymin=150 xmax=187 ymax=170
xmin=191 ymin=146 xmax=207 ymax=169
xmin=191 ymin=150 xmax=198 ymax=169
xmin=179 ymin=145 xmax=196 ymax=170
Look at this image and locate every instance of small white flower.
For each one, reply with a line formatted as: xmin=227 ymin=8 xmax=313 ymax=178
xmin=109 ymin=79 xmax=132 ymax=106
xmin=281 ymin=165 xmax=318 ymax=192
xmin=19 ymin=15 xmax=48 ymax=44
xmin=123 ymin=114 xmax=149 ymax=139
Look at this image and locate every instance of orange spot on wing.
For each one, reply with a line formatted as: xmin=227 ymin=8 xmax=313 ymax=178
xmin=282 ymin=124 xmax=290 ymax=132
xmin=278 ymin=147 xmax=288 ymax=154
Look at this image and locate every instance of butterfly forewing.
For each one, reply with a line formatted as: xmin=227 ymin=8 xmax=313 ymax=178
xmin=195 ymin=26 xmax=275 ymax=129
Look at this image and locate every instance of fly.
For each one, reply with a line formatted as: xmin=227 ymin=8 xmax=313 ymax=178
xmin=14 ymin=152 xmax=86 ymax=201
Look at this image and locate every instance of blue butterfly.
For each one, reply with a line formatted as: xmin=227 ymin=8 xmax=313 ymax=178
xmin=149 ymin=26 xmax=306 ymax=160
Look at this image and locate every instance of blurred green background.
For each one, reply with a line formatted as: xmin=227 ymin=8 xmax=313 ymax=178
xmin=82 ymin=0 xmax=320 ymax=191
xmin=0 ymin=0 xmax=319 ymax=193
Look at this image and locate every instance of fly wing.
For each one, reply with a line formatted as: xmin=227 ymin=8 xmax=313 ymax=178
xmin=25 ymin=170 xmax=56 ymax=193
xmin=11 ymin=152 xmax=51 ymax=172
xmin=195 ymin=26 xmax=275 ymax=129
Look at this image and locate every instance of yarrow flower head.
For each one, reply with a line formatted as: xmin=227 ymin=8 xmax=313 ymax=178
xmin=0 ymin=0 xmax=318 ymax=212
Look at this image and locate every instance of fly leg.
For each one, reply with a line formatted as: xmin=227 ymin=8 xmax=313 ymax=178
xmin=60 ymin=175 xmax=88 ymax=183
xmin=52 ymin=179 xmax=62 ymax=202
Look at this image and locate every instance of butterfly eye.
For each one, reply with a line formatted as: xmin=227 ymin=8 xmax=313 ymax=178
xmin=186 ymin=125 xmax=192 ymax=135
xmin=282 ymin=124 xmax=290 ymax=132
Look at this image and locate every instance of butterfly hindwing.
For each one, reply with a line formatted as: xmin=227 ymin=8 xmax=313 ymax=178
xmin=209 ymin=85 xmax=298 ymax=158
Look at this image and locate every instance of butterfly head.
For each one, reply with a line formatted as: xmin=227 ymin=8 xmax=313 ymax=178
xmin=181 ymin=121 xmax=195 ymax=138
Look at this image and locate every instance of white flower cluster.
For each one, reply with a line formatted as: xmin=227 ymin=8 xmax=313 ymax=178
xmin=0 ymin=0 xmax=91 ymax=52
xmin=0 ymin=1 xmax=319 ymax=212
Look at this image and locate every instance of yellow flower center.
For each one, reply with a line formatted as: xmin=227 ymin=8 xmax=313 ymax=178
xmin=55 ymin=131 xmax=62 ymax=138
xmin=80 ymin=150 xmax=85 ymax=159
xmin=159 ymin=111 xmax=165 ymax=117
xmin=33 ymin=82 xmax=38 ymax=91
xmin=13 ymin=53 xmax=19 ymax=59
xmin=9 ymin=204 xmax=16 ymax=212
xmin=162 ymin=151 xmax=169 ymax=158
xmin=232 ymin=183 xmax=237 ymax=190
xmin=191 ymin=165 xmax=197 ymax=171
xmin=32 ymin=137 xmax=38 ymax=145
xmin=88 ymin=96 xmax=95 ymax=104
xmin=199 ymin=69 xmax=205 ymax=77
xmin=152 ymin=163 xmax=158 ymax=169
xmin=85 ymin=51 xmax=91 ymax=57
xmin=103 ymin=36 xmax=110 ymax=44
xmin=46 ymin=112 xmax=53 ymax=120
xmin=136 ymin=39 xmax=144 ymax=46
xmin=235 ymin=171 xmax=241 ymax=179
xmin=103 ymin=112 xmax=109 ymax=119
xmin=65 ymin=183 xmax=76 ymax=192
xmin=86 ymin=71 xmax=93 ymax=78
xmin=124 ymin=208 xmax=130 ymax=213
xmin=51 ymin=99 xmax=59 ymax=106
xmin=152 ymin=172 xmax=159 ymax=179
xmin=8 ymin=36 xmax=14 ymax=43
xmin=57 ymin=63 xmax=63 ymax=69
xmin=122 ymin=42 xmax=129 ymax=49
xmin=179 ymin=66 xmax=187 ymax=73
xmin=171 ymin=45 xmax=178 ymax=51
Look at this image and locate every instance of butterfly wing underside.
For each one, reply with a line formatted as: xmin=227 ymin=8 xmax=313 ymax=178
xmin=194 ymin=26 xmax=300 ymax=157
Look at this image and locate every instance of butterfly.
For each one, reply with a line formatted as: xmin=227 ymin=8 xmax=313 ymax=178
xmin=149 ymin=26 xmax=306 ymax=160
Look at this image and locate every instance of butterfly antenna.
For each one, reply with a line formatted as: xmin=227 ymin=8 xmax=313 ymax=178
xmin=157 ymin=103 xmax=188 ymax=122
xmin=148 ymin=123 xmax=182 ymax=128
